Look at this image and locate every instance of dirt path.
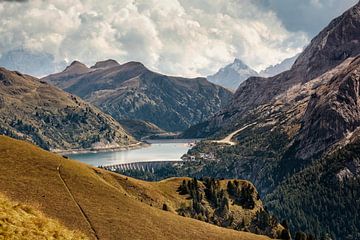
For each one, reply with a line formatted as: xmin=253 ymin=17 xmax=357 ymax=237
xmin=57 ymin=163 xmax=100 ymax=240
xmin=212 ymin=123 xmax=257 ymax=145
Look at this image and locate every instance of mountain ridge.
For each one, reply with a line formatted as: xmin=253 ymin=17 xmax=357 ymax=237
xmin=43 ymin=60 xmax=233 ymax=133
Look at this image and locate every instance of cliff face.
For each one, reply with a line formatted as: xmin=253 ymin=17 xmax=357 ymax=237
xmin=294 ymin=57 xmax=360 ymax=159
xmin=43 ymin=61 xmax=233 ymax=132
xmin=0 ymin=67 xmax=135 ymax=151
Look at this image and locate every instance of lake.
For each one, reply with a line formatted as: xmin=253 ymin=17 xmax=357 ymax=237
xmin=67 ymin=139 xmax=195 ymax=167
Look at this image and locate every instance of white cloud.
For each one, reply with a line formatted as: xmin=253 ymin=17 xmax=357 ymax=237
xmin=0 ymin=0 xmax=310 ymax=77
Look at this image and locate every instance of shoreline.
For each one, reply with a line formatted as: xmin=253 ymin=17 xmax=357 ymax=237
xmin=52 ymin=142 xmax=150 ymax=155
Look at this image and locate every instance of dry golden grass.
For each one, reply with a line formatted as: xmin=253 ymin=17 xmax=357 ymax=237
xmin=0 ymin=194 xmax=88 ymax=240
xmin=0 ymin=135 xmax=271 ymax=240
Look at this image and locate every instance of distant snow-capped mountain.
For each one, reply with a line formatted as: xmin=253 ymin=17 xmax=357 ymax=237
xmin=207 ymin=55 xmax=300 ymax=90
xmin=207 ymin=58 xmax=259 ymax=90
xmin=259 ymin=54 xmax=299 ymax=77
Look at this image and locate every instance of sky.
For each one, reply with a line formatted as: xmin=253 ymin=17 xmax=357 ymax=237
xmin=0 ymin=0 xmax=358 ymax=77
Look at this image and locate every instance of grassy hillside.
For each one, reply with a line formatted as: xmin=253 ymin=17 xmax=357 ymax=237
xmin=0 ymin=135 xmax=271 ymax=240
xmin=0 ymin=194 xmax=88 ymax=240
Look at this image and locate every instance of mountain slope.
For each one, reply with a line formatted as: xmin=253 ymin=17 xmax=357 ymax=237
xmin=207 ymin=58 xmax=259 ymax=90
xmin=43 ymin=60 xmax=233 ymax=132
xmin=119 ymin=119 xmax=167 ymax=140
xmin=0 ymin=67 xmax=135 ymax=151
xmin=0 ymin=194 xmax=88 ymax=240
xmin=266 ymin=131 xmax=360 ymax=239
xmin=177 ymin=3 xmax=360 ymax=239
xmin=0 ymin=135 xmax=271 ymax=240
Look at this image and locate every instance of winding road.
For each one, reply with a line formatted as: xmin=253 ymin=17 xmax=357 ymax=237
xmin=211 ymin=123 xmax=257 ymax=145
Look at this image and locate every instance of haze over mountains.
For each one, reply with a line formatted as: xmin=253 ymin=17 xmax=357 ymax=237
xmin=207 ymin=55 xmax=299 ymax=90
xmin=0 ymin=49 xmax=66 ymax=77
xmin=43 ymin=60 xmax=233 ymax=133
xmin=207 ymin=59 xmax=259 ymax=90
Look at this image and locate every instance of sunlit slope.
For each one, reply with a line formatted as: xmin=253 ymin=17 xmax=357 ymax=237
xmin=0 ymin=194 xmax=88 ymax=240
xmin=0 ymin=136 xmax=270 ymax=240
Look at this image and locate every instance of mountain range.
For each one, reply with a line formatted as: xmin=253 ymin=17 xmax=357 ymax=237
xmin=207 ymin=55 xmax=299 ymax=91
xmin=0 ymin=1 xmax=359 ymax=240
xmin=43 ymin=60 xmax=233 ymax=133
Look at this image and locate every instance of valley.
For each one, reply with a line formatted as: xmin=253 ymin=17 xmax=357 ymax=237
xmin=0 ymin=136 xmax=275 ymax=240
xmin=43 ymin=60 xmax=233 ymax=135
xmin=1 ymin=1 xmax=360 ymax=239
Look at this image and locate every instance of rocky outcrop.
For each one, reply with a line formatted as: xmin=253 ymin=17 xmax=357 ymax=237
xmin=294 ymin=57 xmax=360 ymax=159
xmin=43 ymin=61 xmax=233 ymax=132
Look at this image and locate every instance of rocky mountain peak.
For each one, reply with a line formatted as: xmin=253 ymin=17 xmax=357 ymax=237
xmin=207 ymin=58 xmax=258 ymax=90
xmin=91 ymin=59 xmax=120 ymax=69
xmin=231 ymin=58 xmax=249 ymax=70
xmin=291 ymin=1 xmax=360 ymax=83
xmin=62 ymin=60 xmax=90 ymax=75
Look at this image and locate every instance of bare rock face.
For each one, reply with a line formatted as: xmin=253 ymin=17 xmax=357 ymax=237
xmin=292 ymin=2 xmax=360 ymax=82
xmin=295 ymin=57 xmax=360 ymax=159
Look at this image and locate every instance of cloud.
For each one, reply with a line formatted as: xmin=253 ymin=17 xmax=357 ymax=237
xmin=0 ymin=0 xmax=355 ymax=77
xmin=256 ymin=0 xmax=358 ymax=36
xmin=0 ymin=0 xmax=28 ymax=2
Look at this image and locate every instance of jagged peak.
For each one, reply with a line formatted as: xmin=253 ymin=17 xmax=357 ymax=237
xmin=290 ymin=0 xmax=360 ymax=83
xmin=90 ymin=59 xmax=120 ymax=69
xmin=231 ymin=58 xmax=250 ymax=69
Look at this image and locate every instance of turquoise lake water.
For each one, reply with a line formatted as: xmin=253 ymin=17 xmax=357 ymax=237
xmin=67 ymin=139 xmax=195 ymax=167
